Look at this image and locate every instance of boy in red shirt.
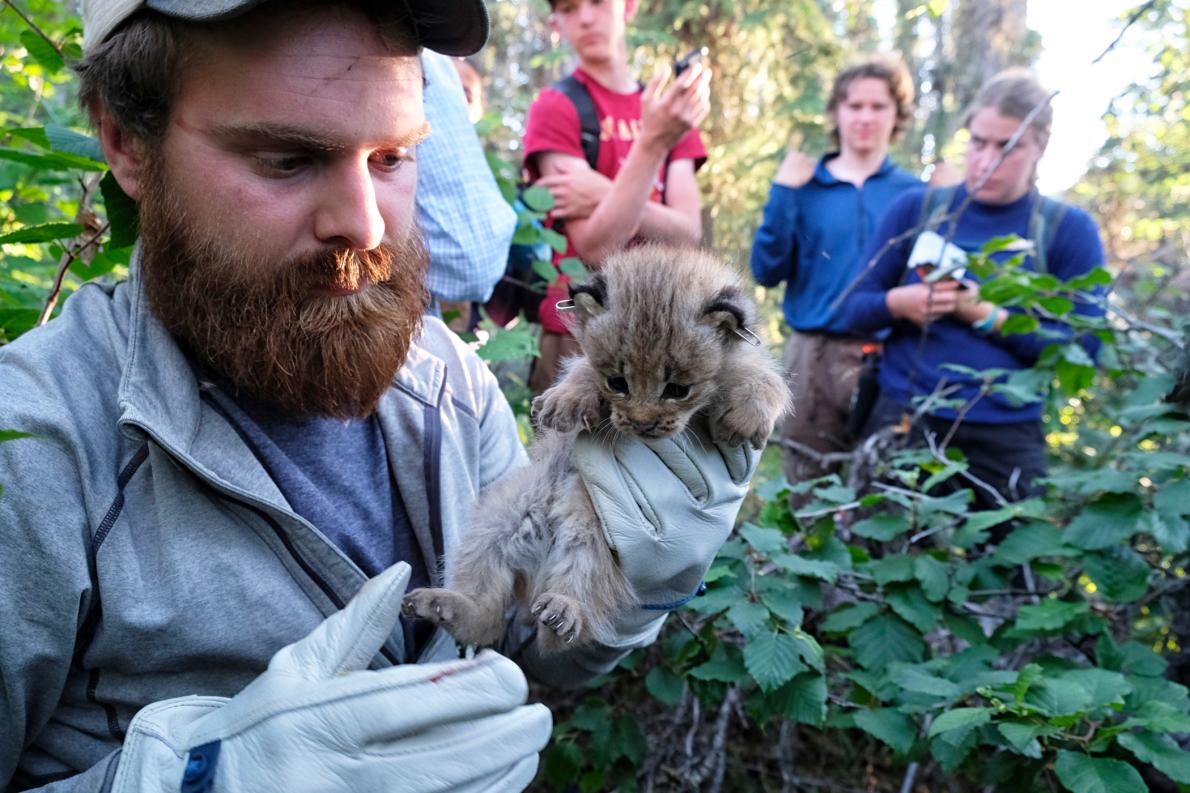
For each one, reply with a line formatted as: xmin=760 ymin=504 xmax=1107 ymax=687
xmin=522 ymin=0 xmax=711 ymax=392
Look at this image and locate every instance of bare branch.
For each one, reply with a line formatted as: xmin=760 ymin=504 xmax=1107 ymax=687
xmin=1091 ymin=0 xmax=1157 ymax=64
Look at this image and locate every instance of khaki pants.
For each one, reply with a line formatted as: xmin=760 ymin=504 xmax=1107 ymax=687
xmin=529 ymin=330 xmax=582 ymax=394
xmin=781 ymin=331 xmax=866 ymax=494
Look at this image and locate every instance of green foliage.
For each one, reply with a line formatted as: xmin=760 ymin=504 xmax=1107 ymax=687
xmin=528 ymin=239 xmax=1190 ymax=791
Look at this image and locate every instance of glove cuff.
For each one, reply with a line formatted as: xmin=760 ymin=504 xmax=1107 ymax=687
xmin=111 ymin=696 xmax=228 ymax=793
xmin=640 ymin=581 xmax=708 ymax=611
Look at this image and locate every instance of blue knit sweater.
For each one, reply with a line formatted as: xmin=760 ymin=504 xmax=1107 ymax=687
xmin=750 ymin=154 xmax=920 ymax=335
xmin=838 ymin=185 xmax=1108 ymax=424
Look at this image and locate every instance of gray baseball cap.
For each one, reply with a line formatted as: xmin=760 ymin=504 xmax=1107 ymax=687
xmin=83 ymin=0 xmax=489 ymax=56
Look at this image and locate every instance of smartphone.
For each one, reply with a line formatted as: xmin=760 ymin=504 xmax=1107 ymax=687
xmin=674 ymin=46 xmax=708 ymax=77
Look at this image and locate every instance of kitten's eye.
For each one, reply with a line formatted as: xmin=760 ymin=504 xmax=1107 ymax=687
xmin=662 ymin=383 xmax=691 ymax=400
xmin=606 ymin=376 xmax=630 ymax=395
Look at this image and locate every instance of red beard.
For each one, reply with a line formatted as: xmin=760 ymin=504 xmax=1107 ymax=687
xmin=137 ymin=159 xmax=429 ymax=419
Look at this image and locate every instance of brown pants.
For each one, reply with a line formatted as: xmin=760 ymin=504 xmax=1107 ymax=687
xmin=781 ymin=331 xmax=866 ymax=493
xmin=529 ymin=330 xmax=582 ymax=394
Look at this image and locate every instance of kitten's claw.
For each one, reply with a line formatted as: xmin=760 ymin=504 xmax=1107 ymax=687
xmin=531 ymin=592 xmax=585 ymax=650
xmin=710 ymin=402 xmax=777 ymax=451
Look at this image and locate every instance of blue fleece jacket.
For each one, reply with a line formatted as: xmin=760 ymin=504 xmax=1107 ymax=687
xmin=838 ymin=184 xmax=1108 ymax=424
xmin=750 ymin=154 xmax=920 ymax=335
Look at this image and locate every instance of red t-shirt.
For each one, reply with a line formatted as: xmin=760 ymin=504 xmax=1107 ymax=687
xmin=522 ymin=68 xmax=707 ymax=333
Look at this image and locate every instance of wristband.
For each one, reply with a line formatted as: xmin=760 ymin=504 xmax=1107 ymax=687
xmin=972 ymin=308 xmax=1000 ymax=335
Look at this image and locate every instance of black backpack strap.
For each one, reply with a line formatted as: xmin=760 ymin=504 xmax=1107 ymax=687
xmin=1028 ymin=195 xmax=1068 ymax=276
xmin=551 ymin=75 xmax=600 ymax=170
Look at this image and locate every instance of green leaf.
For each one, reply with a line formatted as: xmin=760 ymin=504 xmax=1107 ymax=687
xmin=1014 ymin=599 xmax=1090 ymax=632
xmin=44 ymin=125 xmax=105 ymax=164
xmin=99 ymin=171 xmax=139 ymax=248
xmin=1147 ymin=512 xmax=1190 ymax=556
xmin=1123 ymin=701 xmax=1190 ymax=733
xmin=820 ymin=601 xmax=879 ymax=633
xmin=20 ymin=30 xmax=64 ymax=73
xmin=520 ymin=185 xmax=554 ymax=212
xmin=991 ymin=521 xmax=1073 ymax=565
xmin=927 ymin=707 xmax=991 ymax=740
xmin=1119 ymin=732 xmax=1190 ymax=784
xmin=739 ymin=523 xmax=786 ymax=556
xmin=770 ymin=673 xmax=826 ymax=725
xmin=0 ymin=222 xmax=83 ymax=244
xmin=997 ymin=722 xmax=1051 ymax=754
xmin=530 ymin=257 xmax=559 ymax=285
xmin=792 ymin=629 xmax=825 ymax=672
xmin=727 ymin=599 xmax=770 ymax=637
xmin=850 ymin=513 xmax=909 ymax=541
xmin=541 ymin=227 xmax=568 ymax=254
xmin=853 ymin=708 xmax=916 ymax=755
xmin=1066 ymin=267 xmax=1112 ymax=289
xmin=1000 ymin=313 xmax=1039 ymax=335
xmin=567 ymin=698 xmax=611 ymax=731
xmin=475 ymin=322 xmax=539 ymax=363
xmin=887 ymin=585 xmax=942 ymax=633
xmin=688 ymin=643 xmax=747 ymax=683
xmin=1025 ymin=678 xmax=1094 ymax=716
xmin=870 ymin=554 xmax=916 ymax=585
xmin=1097 ymin=635 xmax=1167 ymax=678
xmin=772 ymin=553 xmax=839 ymax=583
xmin=1054 ymin=750 xmax=1146 ymax=793
xmin=1155 ymin=480 xmax=1190 ymax=520
xmin=645 ymin=666 xmax=685 ymax=707
xmin=758 ymin=580 xmax=804 ymax=626
xmin=914 ymin=555 xmax=950 ymax=602
xmin=557 ymin=257 xmax=588 ymax=280
xmin=892 ymin=665 xmax=961 ymax=700
xmin=542 ymin=740 xmax=582 ymax=788
xmin=1064 ymin=493 xmax=1145 ymax=549
xmin=1082 ymin=546 xmax=1150 ymax=603
xmin=849 ymin=614 xmax=924 ymax=669
xmin=0 ymin=147 xmax=107 ymax=172
xmin=71 ymin=245 xmax=132 ymax=281
xmin=0 ymin=430 xmax=34 ymax=443
xmin=744 ymin=630 xmax=805 ymax=691
xmin=1060 ymin=668 xmax=1133 ymax=710
xmin=1039 ymin=296 xmax=1075 ymax=315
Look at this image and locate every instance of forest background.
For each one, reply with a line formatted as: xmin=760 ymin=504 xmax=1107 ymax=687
xmin=1 ymin=0 xmax=1189 ymax=791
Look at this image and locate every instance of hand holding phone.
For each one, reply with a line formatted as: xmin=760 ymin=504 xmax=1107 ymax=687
xmin=674 ymin=47 xmax=708 ymax=78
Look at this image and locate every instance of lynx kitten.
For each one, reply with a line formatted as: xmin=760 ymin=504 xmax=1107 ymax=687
xmin=402 ymin=245 xmax=791 ymax=652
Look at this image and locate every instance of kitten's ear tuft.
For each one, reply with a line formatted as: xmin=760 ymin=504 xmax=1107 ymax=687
xmin=570 ymin=274 xmax=608 ymax=318
xmin=701 ymin=287 xmax=752 ymax=340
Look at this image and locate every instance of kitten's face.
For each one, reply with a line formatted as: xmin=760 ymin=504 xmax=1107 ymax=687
xmin=585 ymin=325 xmax=725 ymax=440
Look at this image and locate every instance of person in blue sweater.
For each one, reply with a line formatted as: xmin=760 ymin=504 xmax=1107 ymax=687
xmin=750 ymin=56 xmax=928 ymax=495
xmin=838 ymin=69 xmax=1108 ymax=510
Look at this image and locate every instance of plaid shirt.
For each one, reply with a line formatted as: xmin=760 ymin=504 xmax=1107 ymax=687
xmin=417 ymin=51 xmax=516 ymax=304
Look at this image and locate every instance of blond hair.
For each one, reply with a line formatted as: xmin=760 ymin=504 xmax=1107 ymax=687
xmin=963 ymin=68 xmax=1053 ymax=149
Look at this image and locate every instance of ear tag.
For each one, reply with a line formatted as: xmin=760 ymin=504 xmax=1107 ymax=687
xmin=555 ymin=299 xmax=577 ymax=313
xmin=732 ymin=326 xmax=762 ymax=346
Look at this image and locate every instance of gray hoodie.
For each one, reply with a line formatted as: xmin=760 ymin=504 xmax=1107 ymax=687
xmin=0 ymin=261 xmax=619 ymax=790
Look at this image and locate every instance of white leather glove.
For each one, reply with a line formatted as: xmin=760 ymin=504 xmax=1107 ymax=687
xmin=574 ymin=417 xmax=757 ymax=643
xmin=112 ymin=562 xmax=552 ymax=793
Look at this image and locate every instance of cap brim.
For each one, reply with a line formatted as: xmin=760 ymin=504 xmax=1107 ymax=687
xmin=89 ymin=0 xmax=489 ymax=56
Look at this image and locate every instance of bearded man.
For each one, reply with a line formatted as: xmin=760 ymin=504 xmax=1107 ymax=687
xmin=0 ymin=2 xmax=756 ymax=791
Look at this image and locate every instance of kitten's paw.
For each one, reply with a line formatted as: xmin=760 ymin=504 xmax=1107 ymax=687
xmin=403 ymin=587 xmax=498 ymax=645
xmin=402 ymin=587 xmax=464 ymax=627
xmin=531 ymin=592 xmax=585 ymax=650
xmin=710 ymin=401 xmax=777 ymax=450
xmin=532 ymin=387 xmax=603 ymax=433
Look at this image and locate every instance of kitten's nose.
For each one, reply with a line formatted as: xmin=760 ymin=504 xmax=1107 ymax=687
xmin=631 ymin=419 xmax=658 ymax=434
